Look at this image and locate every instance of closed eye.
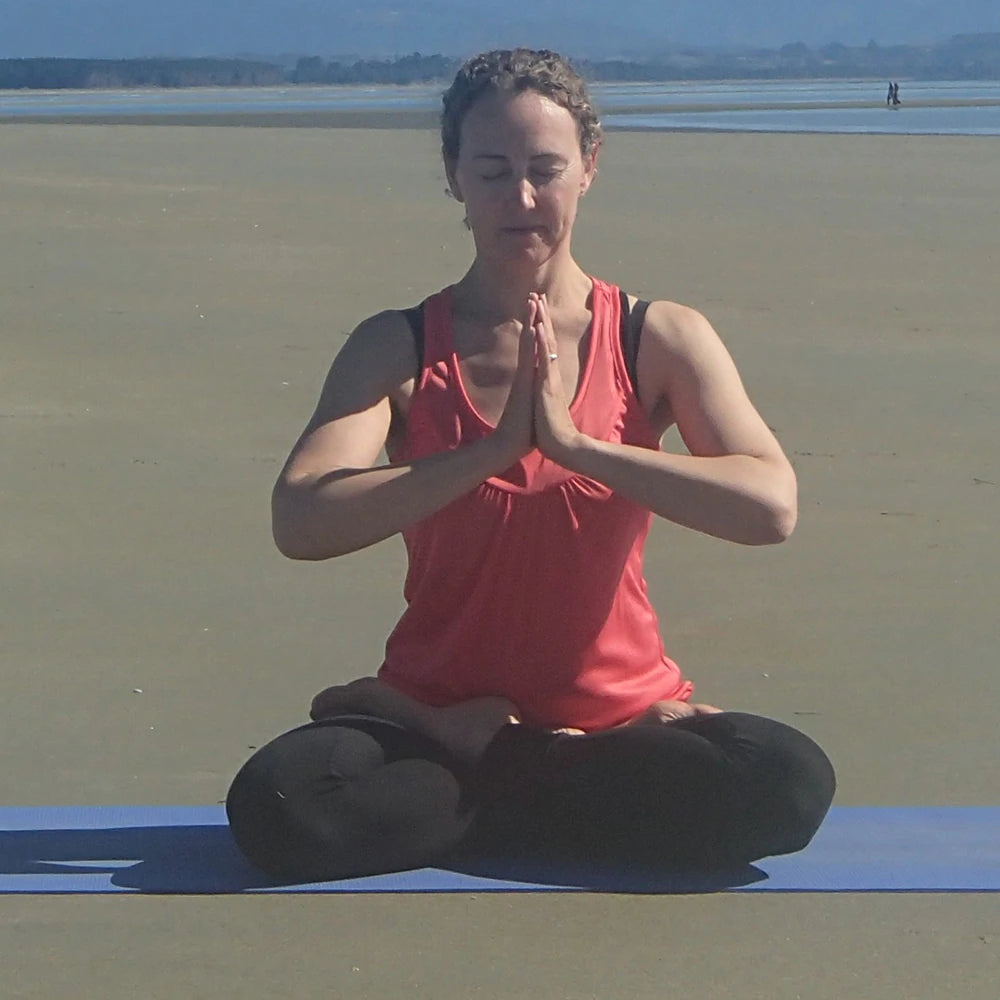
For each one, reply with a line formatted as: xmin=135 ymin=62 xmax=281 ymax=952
xmin=479 ymin=169 xmax=561 ymax=183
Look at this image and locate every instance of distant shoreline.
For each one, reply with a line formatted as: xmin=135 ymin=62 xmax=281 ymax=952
xmin=3 ymin=98 xmax=1000 ymax=130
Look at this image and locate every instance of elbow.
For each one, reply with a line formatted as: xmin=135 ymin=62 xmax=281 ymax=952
xmin=767 ymin=497 xmax=798 ymax=544
xmin=740 ymin=508 xmax=795 ymax=546
xmin=273 ymin=524 xmax=323 ymax=561
xmin=272 ymin=512 xmax=319 ymax=561
xmin=759 ymin=475 xmax=798 ymax=544
xmin=271 ymin=481 xmax=339 ymax=561
xmin=742 ymin=504 xmax=795 ymax=546
xmin=273 ymin=519 xmax=350 ymax=561
xmin=744 ymin=467 xmax=797 ymax=545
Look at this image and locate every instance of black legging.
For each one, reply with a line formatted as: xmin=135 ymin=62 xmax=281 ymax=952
xmin=226 ymin=712 xmax=835 ymax=883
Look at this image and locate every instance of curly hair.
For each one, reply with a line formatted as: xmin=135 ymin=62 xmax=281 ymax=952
xmin=441 ymin=48 xmax=603 ymax=162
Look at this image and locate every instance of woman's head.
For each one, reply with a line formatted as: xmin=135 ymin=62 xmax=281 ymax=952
xmin=441 ymin=50 xmax=602 ymax=266
xmin=441 ymin=49 xmax=602 ymax=165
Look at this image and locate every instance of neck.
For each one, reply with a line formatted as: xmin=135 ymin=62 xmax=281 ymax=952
xmin=454 ymin=254 xmax=591 ymax=324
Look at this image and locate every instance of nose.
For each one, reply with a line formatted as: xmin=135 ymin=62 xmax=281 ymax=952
xmin=515 ymin=176 xmax=537 ymax=210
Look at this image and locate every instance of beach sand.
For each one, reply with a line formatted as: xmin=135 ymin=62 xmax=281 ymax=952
xmin=1 ymin=121 xmax=998 ymax=997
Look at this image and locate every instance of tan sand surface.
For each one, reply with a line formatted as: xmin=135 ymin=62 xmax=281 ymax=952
xmin=1 ymin=122 xmax=998 ymax=997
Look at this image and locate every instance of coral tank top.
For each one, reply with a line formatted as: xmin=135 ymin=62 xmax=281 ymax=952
xmin=379 ymin=278 xmax=692 ymax=730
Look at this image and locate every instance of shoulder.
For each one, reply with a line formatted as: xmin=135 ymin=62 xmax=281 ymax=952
xmin=638 ymin=298 xmax=739 ymax=383
xmin=327 ymin=308 xmax=419 ymax=393
xmin=341 ymin=308 xmax=417 ymax=365
xmin=614 ymin=284 xmax=712 ymax=355
xmin=305 ymin=307 xmax=422 ymax=429
xmin=636 ymin=299 xmax=743 ymax=426
xmin=627 ymin=297 xmax=725 ymax=415
xmin=641 ymin=299 xmax=716 ymax=353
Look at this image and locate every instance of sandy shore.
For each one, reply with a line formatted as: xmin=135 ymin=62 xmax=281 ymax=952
xmin=1 ymin=120 xmax=998 ymax=997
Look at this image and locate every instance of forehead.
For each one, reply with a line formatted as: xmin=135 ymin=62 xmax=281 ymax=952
xmin=459 ymin=89 xmax=580 ymax=156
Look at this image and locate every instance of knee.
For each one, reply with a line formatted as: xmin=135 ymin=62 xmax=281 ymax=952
xmin=735 ymin=716 xmax=837 ymax=859
xmin=225 ymin=720 xmax=472 ymax=882
xmin=762 ymin=758 xmax=836 ymax=856
xmin=225 ymin=748 xmax=319 ymax=881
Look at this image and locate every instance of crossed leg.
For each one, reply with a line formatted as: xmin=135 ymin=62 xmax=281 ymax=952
xmin=226 ymin=712 xmax=835 ymax=882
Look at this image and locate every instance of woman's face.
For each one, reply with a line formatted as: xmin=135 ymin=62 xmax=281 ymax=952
xmin=447 ymin=89 xmax=597 ymax=266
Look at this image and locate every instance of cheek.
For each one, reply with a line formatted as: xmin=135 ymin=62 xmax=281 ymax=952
xmin=549 ymin=184 xmax=583 ymax=219
xmin=459 ymin=179 xmax=500 ymax=209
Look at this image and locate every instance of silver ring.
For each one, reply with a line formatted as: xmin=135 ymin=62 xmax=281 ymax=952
xmin=548 ymin=352 xmax=559 ymax=361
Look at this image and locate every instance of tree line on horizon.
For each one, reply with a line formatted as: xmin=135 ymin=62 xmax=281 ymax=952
xmin=0 ymin=57 xmax=283 ymax=90
xmin=1 ymin=34 xmax=998 ymax=90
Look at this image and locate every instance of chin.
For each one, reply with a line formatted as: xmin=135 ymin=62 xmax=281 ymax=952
xmin=508 ymin=248 xmax=558 ymax=269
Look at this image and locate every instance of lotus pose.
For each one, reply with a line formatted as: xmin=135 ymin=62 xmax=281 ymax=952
xmin=226 ymin=48 xmax=835 ymax=882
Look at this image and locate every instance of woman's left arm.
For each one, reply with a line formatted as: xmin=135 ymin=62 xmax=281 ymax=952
xmin=534 ymin=296 xmax=797 ymax=546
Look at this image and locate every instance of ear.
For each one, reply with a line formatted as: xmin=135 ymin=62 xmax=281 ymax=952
xmin=579 ymin=143 xmax=601 ymax=197
xmin=443 ymin=154 xmax=465 ymax=204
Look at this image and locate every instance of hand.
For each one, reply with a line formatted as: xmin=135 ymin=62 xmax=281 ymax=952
xmin=530 ymin=292 xmax=583 ymax=462
xmin=627 ymin=700 xmax=724 ymax=726
xmin=491 ymin=300 xmax=538 ymax=467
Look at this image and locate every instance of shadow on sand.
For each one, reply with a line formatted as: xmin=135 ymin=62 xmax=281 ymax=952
xmin=0 ymin=824 xmax=766 ymax=894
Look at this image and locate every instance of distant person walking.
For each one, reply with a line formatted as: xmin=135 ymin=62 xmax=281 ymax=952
xmin=893 ymin=82 xmax=901 ymax=106
xmin=887 ymin=82 xmax=894 ymax=107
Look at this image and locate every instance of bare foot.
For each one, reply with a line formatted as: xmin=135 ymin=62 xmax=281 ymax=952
xmin=628 ymin=700 xmax=724 ymax=726
xmin=431 ymin=697 xmax=521 ymax=764
xmin=310 ymin=676 xmax=385 ymax=720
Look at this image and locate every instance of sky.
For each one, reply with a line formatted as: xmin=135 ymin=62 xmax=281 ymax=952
xmin=1 ymin=1 xmax=998 ymax=60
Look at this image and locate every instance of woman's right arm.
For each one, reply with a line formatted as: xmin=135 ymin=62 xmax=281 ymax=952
xmin=272 ymin=309 xmax=533 ymax=560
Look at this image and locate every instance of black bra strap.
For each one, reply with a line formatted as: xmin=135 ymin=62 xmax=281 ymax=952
xmin=401 ymin=305 xmax=424 ymax=379
xmin=619 ymin=290 xmax=648 ymax=396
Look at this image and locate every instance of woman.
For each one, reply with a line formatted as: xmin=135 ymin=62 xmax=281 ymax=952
xmin=226 ymin=48 xmax=835 ymax=882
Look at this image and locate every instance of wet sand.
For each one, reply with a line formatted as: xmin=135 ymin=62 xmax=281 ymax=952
xmin=1 ymin=121 xmax=998 ymax=997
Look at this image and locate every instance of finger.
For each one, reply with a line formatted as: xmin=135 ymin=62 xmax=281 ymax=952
xmin=517 ymin=313 xmax=538 ymax=380
xmin=534 ymin=296 xmax=559 ymax=374
xmin=526 ymin=292 xmax=540 ymax=328
xmin=691 ymin=703 xmax=724 ymax=715
xmin=534 ymin=292 xmax=552 ymax=338
xmin=524 ymin=296 xmax=541 ymax=369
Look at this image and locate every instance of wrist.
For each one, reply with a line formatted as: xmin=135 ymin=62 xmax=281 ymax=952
xmin=546 ymin=428 xmax=593 ymax=472
xmin=483 ymin=426 xmax=529 ymax=473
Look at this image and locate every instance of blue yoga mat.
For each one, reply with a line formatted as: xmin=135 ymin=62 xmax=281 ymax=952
xmin=0 ymin=806 xmax=997 ymax=894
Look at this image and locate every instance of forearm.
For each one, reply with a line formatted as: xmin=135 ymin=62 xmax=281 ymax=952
xmin=558 ymin=436 xmax=797 ymax=545
xmin=273 ymin=434 xmax=514 ymax=559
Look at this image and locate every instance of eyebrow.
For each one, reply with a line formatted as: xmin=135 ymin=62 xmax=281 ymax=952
xmin=471 ymin=153 xmax=566 ymax=161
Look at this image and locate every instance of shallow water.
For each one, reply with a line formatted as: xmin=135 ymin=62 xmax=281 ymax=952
xmin=603 ymin=103 xmax=1000 ymax=136
xmin=2 ymin=79 xmax=1000 ymax=135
